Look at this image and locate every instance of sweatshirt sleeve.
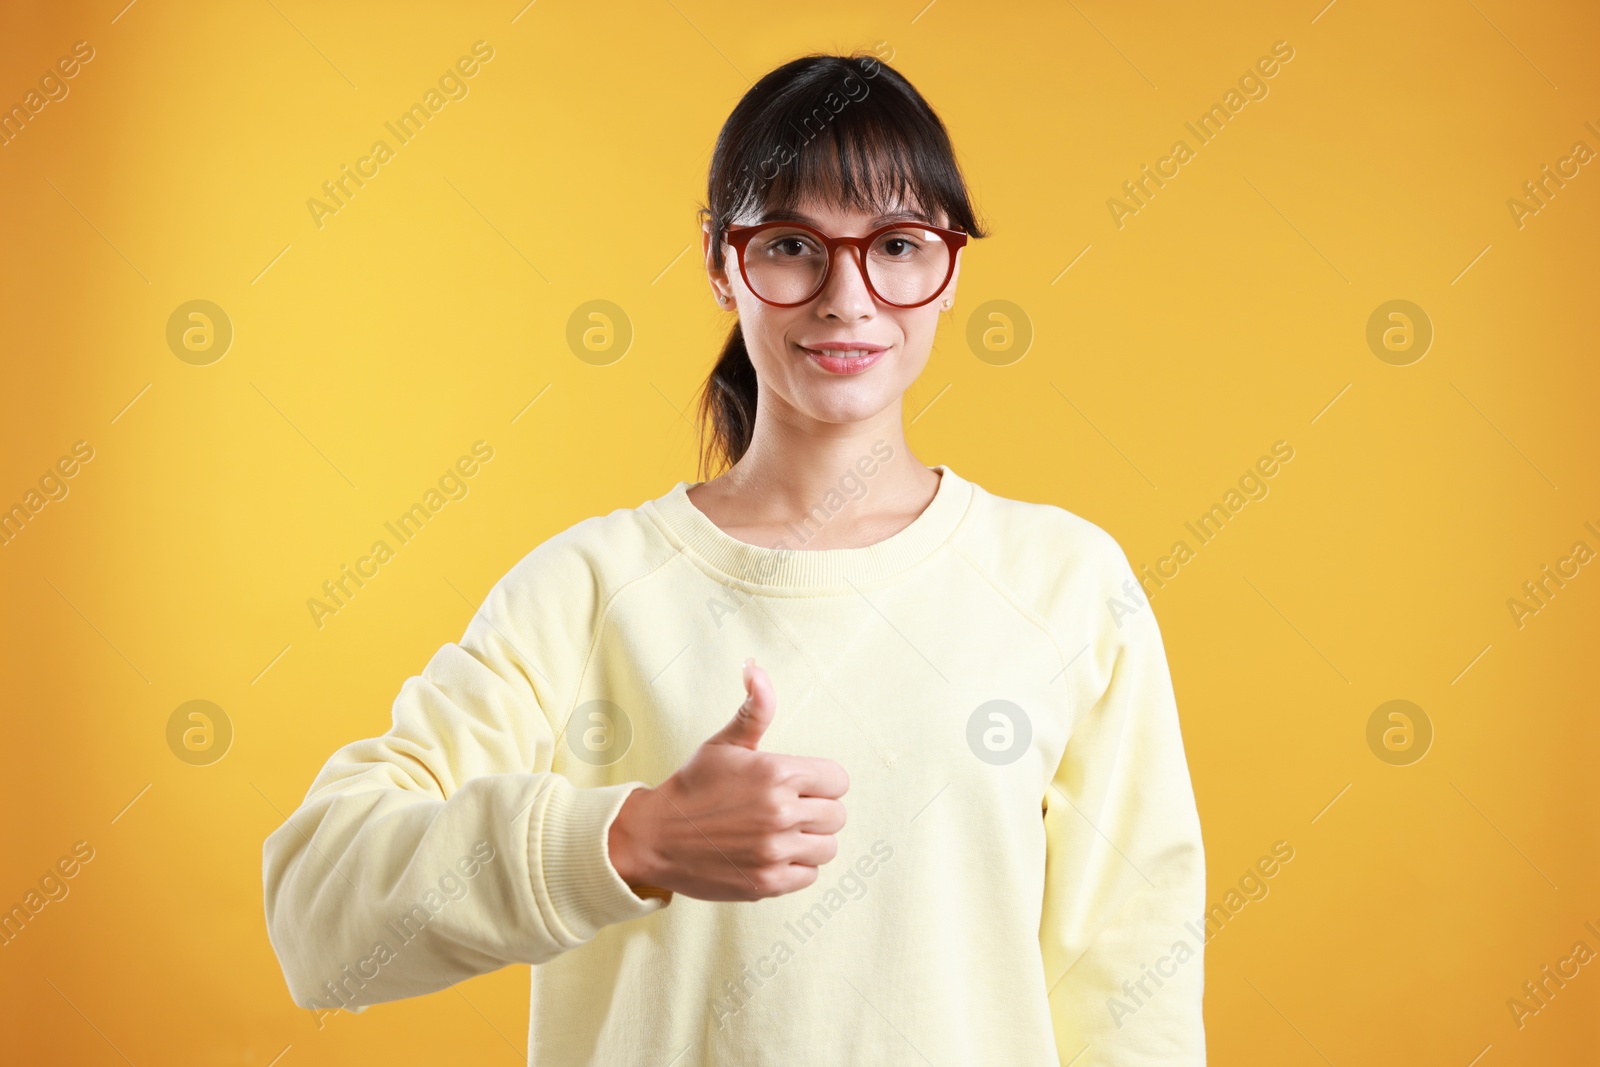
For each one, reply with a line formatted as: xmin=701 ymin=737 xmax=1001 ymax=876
xmin=261 ymin=572 xmax=669 ymax=1014
xmin=1040 ymin=544 xmax=1207 ymax=1065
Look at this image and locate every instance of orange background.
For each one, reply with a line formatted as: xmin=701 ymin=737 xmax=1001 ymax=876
xmin=1 ymin=0 xmax=1596 ymax=1063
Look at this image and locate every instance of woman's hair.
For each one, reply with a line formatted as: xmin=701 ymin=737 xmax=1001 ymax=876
xmin=694 ymin=50 xmax=990 ymax=478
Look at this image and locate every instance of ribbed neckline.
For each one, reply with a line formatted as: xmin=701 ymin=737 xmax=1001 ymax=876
xmin=643 ymin=465 xmax=973 ymax=592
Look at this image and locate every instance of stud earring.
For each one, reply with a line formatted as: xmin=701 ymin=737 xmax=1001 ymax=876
xmin=941 ymin=298 xmax=951 ymax=310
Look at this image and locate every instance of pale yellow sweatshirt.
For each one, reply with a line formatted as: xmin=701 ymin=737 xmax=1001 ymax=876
xmin=262 ymin=463 xmax=1207 ymax=1065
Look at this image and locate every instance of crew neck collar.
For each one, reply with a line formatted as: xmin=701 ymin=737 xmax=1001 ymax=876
xmin=644 ymin=465 xmax=973 ymax=592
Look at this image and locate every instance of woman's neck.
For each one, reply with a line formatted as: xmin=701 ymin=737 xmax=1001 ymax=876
xmin=687 ymin=434 xmax=940 ymax=551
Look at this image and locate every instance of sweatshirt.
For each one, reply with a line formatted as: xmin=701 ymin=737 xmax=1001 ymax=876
xmin=261 ymin=462 xmax=1207 ymax=1065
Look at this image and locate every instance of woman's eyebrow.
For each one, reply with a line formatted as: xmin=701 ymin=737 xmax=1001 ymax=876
xmin=758 ymin=207 xmax=935 ymax=225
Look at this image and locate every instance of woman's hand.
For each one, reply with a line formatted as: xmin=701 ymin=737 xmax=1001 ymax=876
xmin=607 ymin=657 xmax=849 ymax=902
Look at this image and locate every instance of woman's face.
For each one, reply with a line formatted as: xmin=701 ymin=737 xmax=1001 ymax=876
xmin=702 ymin=195 xmax=961 ymax=429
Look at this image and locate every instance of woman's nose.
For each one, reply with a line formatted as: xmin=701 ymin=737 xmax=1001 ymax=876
xmin=815 ymin=244 xmax=875 ymax=316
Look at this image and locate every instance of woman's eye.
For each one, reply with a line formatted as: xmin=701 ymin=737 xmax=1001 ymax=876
xmin=877 ymin=234 xmax=922 ymax=257
xmin=760 ymin=235 xmax=816 ymax=257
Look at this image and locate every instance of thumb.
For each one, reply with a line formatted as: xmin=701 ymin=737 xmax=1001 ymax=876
xmin=707 ymin=657 xmax=775 ymax=750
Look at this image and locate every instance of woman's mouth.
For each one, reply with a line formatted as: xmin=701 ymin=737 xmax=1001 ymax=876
xmin=799 ymin=344 xmax=888 ymax=375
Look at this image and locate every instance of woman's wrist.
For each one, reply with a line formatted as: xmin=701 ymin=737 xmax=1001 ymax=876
xmin=607 ymin=785 xmax=662 ymax=889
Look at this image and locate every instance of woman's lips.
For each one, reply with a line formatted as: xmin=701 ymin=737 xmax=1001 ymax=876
xmin=799 ymin=344 xmax=887 ymax=375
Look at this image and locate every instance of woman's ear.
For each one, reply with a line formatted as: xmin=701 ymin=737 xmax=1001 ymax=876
xmin=703 ymin=222 xmax=733 ymax=308
xmin=941 ymin=251 xmax=961 ymax=310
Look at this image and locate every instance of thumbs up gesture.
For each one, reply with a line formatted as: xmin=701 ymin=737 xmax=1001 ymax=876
xmin=607 ymin=658 xmax=849 ymax=902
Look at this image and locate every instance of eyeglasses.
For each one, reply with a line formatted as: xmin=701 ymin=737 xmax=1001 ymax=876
xmin=721 ymin=220 xmax=968 ymax=309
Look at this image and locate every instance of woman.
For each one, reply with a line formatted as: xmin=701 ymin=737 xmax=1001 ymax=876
xmin=263 ymin=50 xmax=1206 ymax=1065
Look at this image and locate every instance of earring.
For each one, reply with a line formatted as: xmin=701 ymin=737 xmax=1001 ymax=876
xmin=941 ymin=298 xmax=951 ymax=310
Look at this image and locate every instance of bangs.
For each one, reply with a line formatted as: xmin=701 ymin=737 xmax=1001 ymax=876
xmin=737 ymin=113 xmax=938 ymax=224
xmin=710 ymin=54 xmax=983 ymax=241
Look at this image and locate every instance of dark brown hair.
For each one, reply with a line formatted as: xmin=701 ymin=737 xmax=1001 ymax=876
xmin=694 ymin=50 xmax=990 ymax=479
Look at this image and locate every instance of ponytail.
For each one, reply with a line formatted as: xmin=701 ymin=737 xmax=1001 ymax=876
xmin=695 ymin=319 xmax=758 ymax=479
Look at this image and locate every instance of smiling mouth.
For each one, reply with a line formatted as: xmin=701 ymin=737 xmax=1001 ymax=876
xmin=798 ymin=344 xmax=890 ymax=375
xmin=801 ymin=348 xmax=877 ymax=358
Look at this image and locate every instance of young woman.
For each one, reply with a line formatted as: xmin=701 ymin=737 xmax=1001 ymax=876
xmin=264 ymin=50 xmax=1206 ymax=1065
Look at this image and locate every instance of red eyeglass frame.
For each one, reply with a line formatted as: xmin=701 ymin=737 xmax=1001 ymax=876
xmin=721 ymin=220 xmax=969 ymax=309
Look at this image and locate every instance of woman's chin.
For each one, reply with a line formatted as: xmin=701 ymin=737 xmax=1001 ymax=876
xmin=791 ymin=381 xmax=903 ymax=425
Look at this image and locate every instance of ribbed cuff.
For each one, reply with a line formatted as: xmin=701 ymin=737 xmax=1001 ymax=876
xmin=532 ymin=778 xmax=669 ymax=945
